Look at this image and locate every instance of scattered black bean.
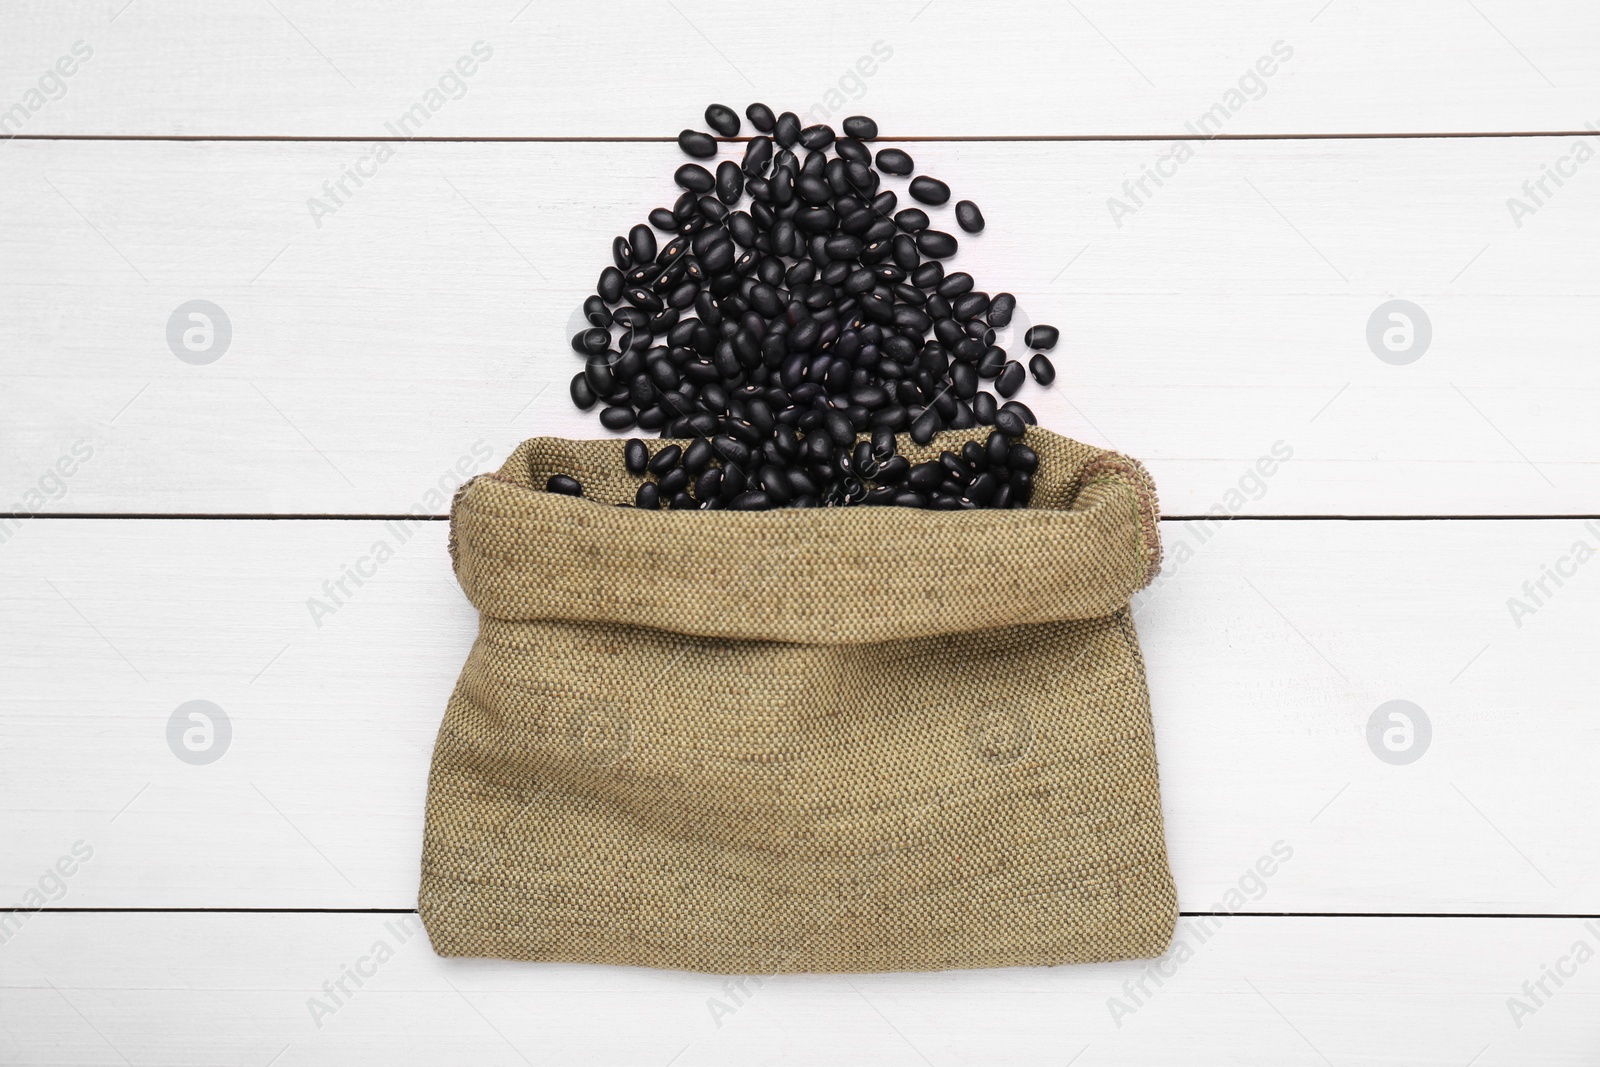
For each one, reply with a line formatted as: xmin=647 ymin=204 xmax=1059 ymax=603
xmin=1025 ymin=324 xmax=1059 ymax=350
xmin=570 ymin=372 xmax=597 ymax=410
xmin=875 ymin=148 xmax=914 ymax=175
xmin=843 ymin=115 xmax=878 ymax=140
xmin=799 ymin=124 xmax=835 ymax=149
xmin=675 ymin=163 xmax=714 ymax=193
xmin=916 ymin=230 xmax=958 ymax=258
xmin=1029 ymin=353 xmax=1056 ymax=385
xmin=677 ymin=129 xmax=718 ymax=158
xmin=704 ymin=103 xmax=740 ymax=137
xmin=955 ymin=200 xmax=985 ymax=233
xmin=987 ymin=293 xmax=1015 ymax=328
xmin=909 ymin=176 xmax=950 ymax=205
xmin=746 ymin=102 xmax=775 ymax=131
xmin=546 ymin=474 xmax=583 ymax=496
xmin=774 ymin=111 xmax=801 ymax=147
xmin=995 ymin=361 xmax=1026 ymax=398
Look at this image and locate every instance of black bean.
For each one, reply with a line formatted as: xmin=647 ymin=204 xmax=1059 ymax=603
xmin=875 ymin=148 xmax=914 ymax=175
xmin=952 ymin=292 xmax=991 ymax=321
xmin=909 ymin=176 xmax=950 ymax=205
xmin=658 ymin=467 xmax=689 ymax=496
xmin=905 ymin=461 xmax=940 ymax=491
xmin=695 ymin=467 xmax=723 ymax=501
xmin=964 ymin=471 xmax=998 ymax=504
xmin=629 ymin=224 xmax=657 ymax=265
xmin=625 ymin=438 xmax=650 ymax=475
xmin=647 ymin=443 xmax=681 ymax=476
xmin=936 ymin=272 xmax=973 ymax=298
xmin=678 ymin=129 xmax=718 ymax=158
xmin=995 ymin=361 xmax=1026 ymax=398
xmin=799 ymin=124 xmax=835 ymax=149
xmin=648 ymin=207 xmax=677 ymax=230
xmin=746 ymin=102 xmax=776 ymax=132
xmin=626 ymin=286 xmax=664 ymax=312
xmin=910 ymin=406 xmax=941 ymax=445
xmin=758 ymin=465 xmax=793 ymax=503
xmin=704 ymin=103 xmax=740 ymax=137
xmin=570 ymin=372 xmax=597 ymax=410
xmin=584 ymin=355 xmax=616 ymax=395
xmin=985 ymin=430 xmax=1009 ymax=467
xmin=994 ymin=408 xmax=1026 ymax=438
xmin=712 ymin=434 xmax=751 ymax=469
xmin=670 ymin=491 xmax=696 ymax=509
xmin=977 ymin=346 xmax=1006 ymax=379
xmin=1029 ymin=353 xmax=1056 ymax=385
xmin=743 ymin=136 xmax=773 ymax=177
xmin=583 ymin=295 xmax=611 ymax=328
xmin=910 ymin=261 xmax=944 ymax=289
xmin=987 ymin=292 xmax=1015 ymax=328
xmin=972 ymin=391 xmax=997 ymax=424
xmin=955 ymin=200 xmax=985 ymax=233
xmin=875 ymin=456 xmax=910 ymax=485
xmin=546 ymin=474 xmax=583 ymax=496
xmin=894 ymin=208 xmax=930 ymax=232
xmin=1009 ymin=444 xmax=1039 ymax=472
xmin=675 ymin=163 xmax=715 ymax=193
xmin=834 ymin=137 xmax=871 ymax=165
xmin=730 ymin=490 xmax=772 ymax=511
xmin=774 ymin=111 xmax=801 ymax=147
xmin=1025 ymin=324 xmax=1059 ymax=351
xmin=1001 ymin=400 xmax=1036 ymax=426
xmin=678 ymin=437 xmax=709 ymax=474
xmin=916 ymin=230 xmax=958 ymax=258
xmin=716 ymin=161 xmax=744 ymax=204
xmin=635 ymin=482 xmax=661 ymax=510
xmin=842 ymin=115 xmax=878 ymax=140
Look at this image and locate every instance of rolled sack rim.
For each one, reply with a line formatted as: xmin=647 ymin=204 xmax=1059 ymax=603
xmin=448 ymin=427 xmax=1162 ymax=644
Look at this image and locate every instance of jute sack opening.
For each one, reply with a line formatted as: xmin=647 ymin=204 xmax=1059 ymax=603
xmin=419 ymin=426 xmax=1177 ymax=973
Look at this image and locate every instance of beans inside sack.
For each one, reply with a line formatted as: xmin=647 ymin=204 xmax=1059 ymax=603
xmin=555 ymin=104 xmax=1061 ymax=511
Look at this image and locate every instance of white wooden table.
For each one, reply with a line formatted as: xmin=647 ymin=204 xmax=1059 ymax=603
xmin=3 ymin=2 xmax=1598 ymax=1063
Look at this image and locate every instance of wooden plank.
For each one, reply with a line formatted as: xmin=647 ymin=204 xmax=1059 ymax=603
xmin=4 ymin=1 xmax=1598 ymax=137
xmin=3 ymin=138 xmax=1598 ymax=516
xmin=1 ymin=912 xmax=1595 ymax=1064
xmin=3 ymin=517 xmax=1595 ymax=911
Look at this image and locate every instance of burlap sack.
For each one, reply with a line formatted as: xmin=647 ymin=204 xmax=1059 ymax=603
xmin=419 ymin=426 xmax=1177 ymax=973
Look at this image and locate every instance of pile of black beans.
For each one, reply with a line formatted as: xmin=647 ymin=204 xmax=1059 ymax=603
xmin=553 ymin=103 xmax=1060 ymax=511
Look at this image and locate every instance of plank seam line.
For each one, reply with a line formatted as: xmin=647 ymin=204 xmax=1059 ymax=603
xmin=6 ymin=131 xmax=1600 ymax=143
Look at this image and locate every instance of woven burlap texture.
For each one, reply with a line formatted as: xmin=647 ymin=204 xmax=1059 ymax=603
xmin=419 ymin=426 xmax=1177 ymax=973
